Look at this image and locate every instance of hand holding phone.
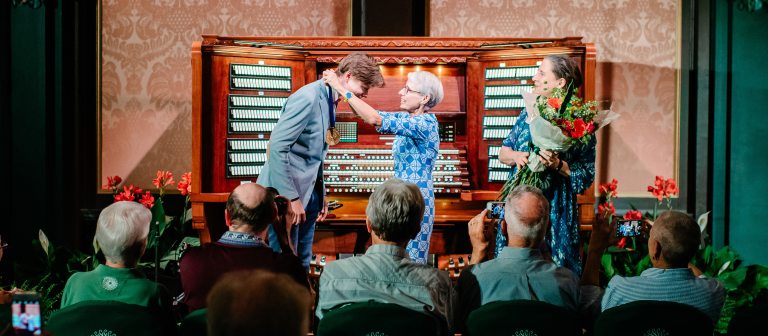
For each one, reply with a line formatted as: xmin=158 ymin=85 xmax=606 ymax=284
xmin=11 ymin=291 xmax=42 ymax=335
xmin=485 ymin=201 xmax=505 ymax=219
xmin=616 ymin=219 xmax=642 ymax=237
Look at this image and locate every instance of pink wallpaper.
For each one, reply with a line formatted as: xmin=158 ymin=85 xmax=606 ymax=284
xmin=101 ymin=0 xmax=678 ymax=195
xmin=431 ymin=0 xmax=679 ymax=195
xmin=100 ymin=0 xmax=351 ymax=189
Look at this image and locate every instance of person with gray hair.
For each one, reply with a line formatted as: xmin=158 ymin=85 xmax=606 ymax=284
xmin=61 ymin=201 xmax=171 ymax=310
xmin=316 ymin=178 xmax=456 ymax=330
xmin=456 ymin=185 xmax=597 ymax=330
xmin=601 ymin=211 xmax=725 ymax=322
xmin=323 ymin=69 xmax=444 ymax=264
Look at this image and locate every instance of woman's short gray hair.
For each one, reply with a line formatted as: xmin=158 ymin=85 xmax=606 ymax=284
xmin=504 ymin=185 xmax=550 ymax=242
xmin=365 ymin=179 xmax=424 ymax=243
xmin=408 ymin=71 xmax=444 ymax=110
xmin=96 ymin=201 xmax=151 ymax=266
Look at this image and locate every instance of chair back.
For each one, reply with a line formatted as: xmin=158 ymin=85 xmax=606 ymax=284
xmin=46 ymin=300 xmax=177 ymax=336
xmin=594 ymin=300 xmax=713 ymax=336
xmin=464 ymin=300 xmax=581 ymax=336
xmin=316 ymin=301 xmax=447 ymax=336
xmin=179 ymin=308 xmax=208 ymax=336
xmin=728 ymin=303 xmax=768 ymax=336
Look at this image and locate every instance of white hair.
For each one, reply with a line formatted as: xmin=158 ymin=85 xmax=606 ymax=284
xmin=96 ymin=201 xmax=151 ymax=266
xmin=408 ymin=71 xmax=444 ymax=110
xmin=504 ymin=185 xmax=550 ymax=242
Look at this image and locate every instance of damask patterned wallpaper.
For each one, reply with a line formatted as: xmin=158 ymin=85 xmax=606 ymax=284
xmin=100 ymin=0 xmax=350 ymax=189
xmin=431 ymin=0 xmax=679 ymax=195
xmin=102 ymin=0 xmax=677 ymax=195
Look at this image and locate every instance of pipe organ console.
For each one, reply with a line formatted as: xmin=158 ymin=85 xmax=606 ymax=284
xmin=191 ymin=36 xmax=596 ymax=256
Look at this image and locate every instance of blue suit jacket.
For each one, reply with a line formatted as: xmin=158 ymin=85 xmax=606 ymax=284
xmin=257 ymin=80 xmax=330 ymax=205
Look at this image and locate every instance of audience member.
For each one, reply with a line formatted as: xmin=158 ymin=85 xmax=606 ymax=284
xmin=61 ymin=201 xmax=170 ymax=310
xmin=601 ymin=210 xmax=725 ymax=322
xmin=179 ymin=182 xmax=307 ymax=311
xmin=207 ymin=269 xmax=311 ymax=336
xmin=316 ymin=178 xmax=456 ymax=329
xmin=457 ymin=185 xmax=612 ymax=329
xmin=458 ymin=186 xmax=576 ymax=316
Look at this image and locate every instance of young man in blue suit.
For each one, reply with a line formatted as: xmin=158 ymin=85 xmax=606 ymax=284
xmin=257 ymin=52 xmax=385 ymax=269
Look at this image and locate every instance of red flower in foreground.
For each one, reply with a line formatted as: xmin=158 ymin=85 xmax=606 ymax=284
xmin=139 ymin=191 xmax=155 ymax=209
xmin=547 ymin=97 xmax=562 ymax=110
xmin=623 ymin=210 xmax=643 ymax=220
xmin=616 ymin=237 xmax=627 ymax=249
xmin=114 ymin=185 xmax=142 ymax=202
xmin=152 ymin=170 xmax=175 ymax=189
xmin=102 ymin=175 xmax=123 ymax=190
xmin=599 ymin=179 xmax=619 ymax=198
xmin=570 ymin=118 xmax=587 ymax=138
xmin=665 ymin=178 xmax=678 ymax=196
xmin=177 ymin=172 xmax=192 ymax=196
xmin=647 ymin=176 xmax=678 ymax=201
xmin=598 ymin=202 xmax=615 ymax=216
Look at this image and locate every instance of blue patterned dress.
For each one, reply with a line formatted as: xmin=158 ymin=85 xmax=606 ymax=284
xmin=377 ymin=111 xmax=439 ymax=264
xmin=495 ymin=109 xmax=596 ymax=275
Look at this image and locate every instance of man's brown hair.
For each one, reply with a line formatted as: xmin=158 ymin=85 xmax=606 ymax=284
xmin=337 ymin=52 xmax=385 ymax=89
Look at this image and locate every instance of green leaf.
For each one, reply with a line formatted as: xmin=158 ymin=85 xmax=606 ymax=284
xmin=38 ymin=230 xmax=50 ymax=257
xmin=747 ymin=265 xmax=768 ymax=295
xmin=634 ymin=255 xmax=652 ymax=276
xmin=147 ymin=198 xmax=167 ymax=250
xmin=601 ymin=253 xmax=615 ymax=279
xmin=719 ymin=266 xmax=748 ymax=290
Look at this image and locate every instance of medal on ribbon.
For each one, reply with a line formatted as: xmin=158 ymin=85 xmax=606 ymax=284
xmin=325 ymin=86 xmax=340 ymax=146
xmin=325 ymin=127 xmax=340 ymax=145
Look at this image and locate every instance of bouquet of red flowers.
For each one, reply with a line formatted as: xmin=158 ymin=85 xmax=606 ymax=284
xmin=499 ymin=86 xmax=617 ymax=198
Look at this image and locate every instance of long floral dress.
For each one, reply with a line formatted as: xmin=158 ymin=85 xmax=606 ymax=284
xmin=377 ymin=111 xmax=439 ymax=264
xmin=496 ymin=109 xmax=596 ymax=275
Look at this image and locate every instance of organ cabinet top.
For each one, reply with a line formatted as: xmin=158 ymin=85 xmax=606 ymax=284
xmin=191 ymin=36 xmax=597 ymax=244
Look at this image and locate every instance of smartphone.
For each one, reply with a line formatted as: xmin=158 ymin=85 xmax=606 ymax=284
xmin=485 ymin=201 xmax=505 ymax=219
xmin=616 ymin=219 xmax=642 ymax=237
xmin=11 ymin=292 xmax=42 ymax=335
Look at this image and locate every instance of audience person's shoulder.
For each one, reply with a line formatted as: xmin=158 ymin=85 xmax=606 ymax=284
xmin=554 ymin=265 xmax=580 ymax=283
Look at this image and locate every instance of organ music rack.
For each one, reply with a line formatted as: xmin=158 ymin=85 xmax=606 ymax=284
xmin=191 ymin=36 xmax=596 ymax=255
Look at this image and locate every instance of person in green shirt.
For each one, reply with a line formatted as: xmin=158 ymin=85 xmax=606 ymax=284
xmin=61 ymin=201 xmax=170 ymax=311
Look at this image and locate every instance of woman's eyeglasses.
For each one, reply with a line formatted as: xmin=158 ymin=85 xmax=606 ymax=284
xmin=403 ymin=86 xmax=424 ymax=95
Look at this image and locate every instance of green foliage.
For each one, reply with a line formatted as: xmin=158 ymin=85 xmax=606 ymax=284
xmin=136 ymin=199 xmax=196 ymax=281
xmin=690 ymin=245 xmax=768 ymax=334
xmin=7 ymin=231 xmax=97 ymax=321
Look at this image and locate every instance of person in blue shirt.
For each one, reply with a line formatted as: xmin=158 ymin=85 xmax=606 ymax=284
xmin=496 ymin=55 xmax=596 ymax=275
xmin=602 ymin=211 xmax=725 ymax=322
xmin=323 ymin=69 xmax=444 ymax=264
xmin=316 ymin=179 xmax=455 ymax=330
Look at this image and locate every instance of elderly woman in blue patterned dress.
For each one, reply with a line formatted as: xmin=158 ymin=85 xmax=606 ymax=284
xmin=323 ymin=69 xmax=443 ymax=264
xmin=496 ymin=55 xmax=596 ymax=275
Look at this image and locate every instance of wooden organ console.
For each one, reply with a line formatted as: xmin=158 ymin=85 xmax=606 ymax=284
xmin=191 ymin=36 xmax=597 ymax=264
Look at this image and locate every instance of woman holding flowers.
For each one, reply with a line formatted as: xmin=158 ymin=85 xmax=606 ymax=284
xmin=496 ymin=55 xmax=597 ymax=275
xmin=323 ymin=69 xmax=443 ymax=264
